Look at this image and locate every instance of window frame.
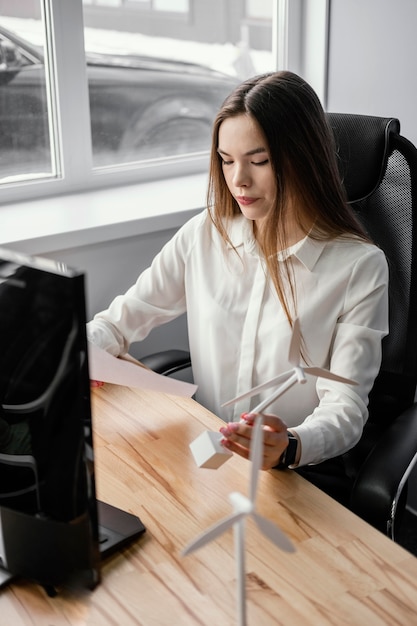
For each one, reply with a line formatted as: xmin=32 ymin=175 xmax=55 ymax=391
xmin=0 ymin=0 xmax=328 ymax=208
xmin=0 ymin=0 xmax=211 ymax=205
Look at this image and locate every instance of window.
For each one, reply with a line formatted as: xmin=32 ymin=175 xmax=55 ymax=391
xmin=81 ymin=0 xmax=275 ymax=169
xmin=0 ymin=5 xmax=59 ymax=184
xmin=0 ymin=0 xmax=282 ymax=204
xmin=153 ymin=0 xmax=189 ymax=11
xmin=246 ymin=0 xmax=273 ymax=20
xmin=84 ymin=0 xmax=189 ymax=10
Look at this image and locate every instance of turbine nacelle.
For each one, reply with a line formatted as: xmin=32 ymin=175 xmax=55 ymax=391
xmin=294 ymin=365 xmax=307 ymax=384
xmin=229 ymin=492 xmax=253 ymax=514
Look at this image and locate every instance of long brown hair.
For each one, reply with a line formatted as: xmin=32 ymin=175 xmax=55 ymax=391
xmin=207 ymin=71 xmax=369 ymax=324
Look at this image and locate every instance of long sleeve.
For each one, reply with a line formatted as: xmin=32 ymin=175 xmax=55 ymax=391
xmin=266 ymin=240 xmax=389 ymax=465
xmin=87 ymin=213 xmax=198 ymax=355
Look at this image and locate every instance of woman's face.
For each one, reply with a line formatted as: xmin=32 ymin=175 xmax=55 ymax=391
xmin=218 ymin=114 xmax=276 ymax=226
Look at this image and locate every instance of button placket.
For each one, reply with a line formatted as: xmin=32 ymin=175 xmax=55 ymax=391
xmin=233 ymin=258 xmax=268 ymax=420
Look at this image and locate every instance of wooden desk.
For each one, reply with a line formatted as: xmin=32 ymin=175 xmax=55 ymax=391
xmin=4 ymin=384 xmax=417 ymax=625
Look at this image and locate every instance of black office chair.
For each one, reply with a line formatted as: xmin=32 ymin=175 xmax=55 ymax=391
xmin=141 ymin=113 xmax=417 ymax=541
xmin=0 ymin=451 xmax=41 ymax=512
xmin=0 ymin=317 xmax=79 ymax=516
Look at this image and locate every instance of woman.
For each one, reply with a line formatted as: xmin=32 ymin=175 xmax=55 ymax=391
xmin=87 ymin=71 xmax=388 ymax=494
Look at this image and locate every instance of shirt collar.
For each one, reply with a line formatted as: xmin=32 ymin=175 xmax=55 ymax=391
xmin=283 ymin=235 xmax=326 ymax=271
xmin=226 ymin=215 xmax=327 ymax=269
xmin=225 ymin=215 xmax=258 ymax=254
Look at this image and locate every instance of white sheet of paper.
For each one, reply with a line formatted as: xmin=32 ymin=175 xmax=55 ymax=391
xmin=88 ymin=342 xmax=197 ymax=398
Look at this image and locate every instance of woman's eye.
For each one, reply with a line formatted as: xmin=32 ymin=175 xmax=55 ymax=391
xmin=220 ymin=157 xmax=269 ymax=166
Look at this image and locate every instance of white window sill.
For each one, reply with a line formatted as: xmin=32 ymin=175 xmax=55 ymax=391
xmin=0 ymin=173 xmax=207 ymax=255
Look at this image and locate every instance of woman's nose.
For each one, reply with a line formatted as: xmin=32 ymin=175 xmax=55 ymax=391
xmin=233 ymin=164 xmax=250 ymax=188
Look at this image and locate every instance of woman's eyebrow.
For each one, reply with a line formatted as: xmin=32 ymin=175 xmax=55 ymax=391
xmin=217 ymin=146 xmax=268 ymax=157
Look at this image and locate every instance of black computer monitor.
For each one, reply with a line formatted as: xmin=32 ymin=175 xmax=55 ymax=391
xmin=0 ymin=248 xmax=145 ymax=593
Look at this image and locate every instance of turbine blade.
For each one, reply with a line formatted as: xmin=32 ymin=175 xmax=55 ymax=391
xmin=304 ymin=367 xmax=357 ymax=385
xmin=249 ymin=414 xmax=263 ymax=503
xmin=221 ymin=370 xmax=292 ymax=407
xmin=251 ymin=372 xmax=298 ymax=414
xmin=288 ymin=318 xmax=301 ymax=366
xmin=181 ymin=511 xmax=246 ymax=556
xmin=253 ymin=514 xmax=295 ymax=553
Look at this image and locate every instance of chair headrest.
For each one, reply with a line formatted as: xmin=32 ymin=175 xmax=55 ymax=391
xmin=326 ymin=113 xmax=400 ymax=202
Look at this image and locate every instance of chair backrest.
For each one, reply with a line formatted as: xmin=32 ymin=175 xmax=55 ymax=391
xmin=327 ymin=113 xmax=417 ymax=449
xmin=0 ymin=452 xmax=41 ymax=512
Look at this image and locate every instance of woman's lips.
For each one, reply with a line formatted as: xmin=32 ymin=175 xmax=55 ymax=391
xmin=236 ymin=196 xmax=258 ymax=206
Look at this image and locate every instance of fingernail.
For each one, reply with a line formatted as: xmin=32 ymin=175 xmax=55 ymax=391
xmin=220 ymin=423 xmax=238 ymax=436
xmin=91 ymin=380 xmax=104 ymax=387
xmin=241 ymin=413 xmax=255 ymax=421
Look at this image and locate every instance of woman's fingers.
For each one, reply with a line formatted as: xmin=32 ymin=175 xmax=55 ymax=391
xmin=219 ymin=412 xmax=289 ymax=469
xmin=243 ymin=412 xmax=288 ymax=432
xmin=90 ymin=380 xmax=105 ymax=387
xmin=221 ymin=437 xmax=251 ymax=460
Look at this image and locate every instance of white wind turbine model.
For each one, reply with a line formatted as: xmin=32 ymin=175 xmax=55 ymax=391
xmin=183 ymin=318 xmax=357 ymax=625
xmin=182 ymin=407 xmax=295 ymax=626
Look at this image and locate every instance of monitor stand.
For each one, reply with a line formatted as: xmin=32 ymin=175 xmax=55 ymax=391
xmin=0 ymin=565 xmax=14 ymax=587
xmin=0 ymin=500 xmax=145 ymax=589
xmin=96 ymin=500 xmax=146 ymax=559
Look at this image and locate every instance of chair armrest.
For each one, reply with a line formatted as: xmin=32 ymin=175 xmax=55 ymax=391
xmin=139 ymin=349 xmax=191 ymax=376
xmin=350 ymin=402 xmax=417 ymax=536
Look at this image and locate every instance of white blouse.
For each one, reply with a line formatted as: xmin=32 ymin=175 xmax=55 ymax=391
xmin=87 ymin=210 xmax=389 ymax=466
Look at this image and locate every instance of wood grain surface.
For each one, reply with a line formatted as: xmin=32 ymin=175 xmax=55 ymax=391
xmin=3 ymin=384 xmax=417 ymax=625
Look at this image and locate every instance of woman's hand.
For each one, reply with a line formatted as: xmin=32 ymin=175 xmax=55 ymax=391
xmin=90 ymin=380 xmax=105 ymax=388
xmin=219 ymin=412 xmax=289 ymax=470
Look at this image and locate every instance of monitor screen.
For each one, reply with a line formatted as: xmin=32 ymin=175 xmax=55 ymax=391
xmin=0 ymin=248 xmax=144 ymax=592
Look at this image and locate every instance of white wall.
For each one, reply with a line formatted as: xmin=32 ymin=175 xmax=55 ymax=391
xmin=42 ymin=227 xmax=190 ymax=362
xmin=327 ymin=0 xmax=417 ymax=146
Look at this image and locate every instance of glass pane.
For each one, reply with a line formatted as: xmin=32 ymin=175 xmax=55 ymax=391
xmin=0 ymin=12 xmax=59 ymax=184
xmin=246 ymin=0 xmax=273 ymax=20
xmin=154 ymin=0 xmax=189 ymax=12
xmin=82 ymin=1 xmax=274 ymax=168
xmin=94 ymin=0 xmax=121 ymax=6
